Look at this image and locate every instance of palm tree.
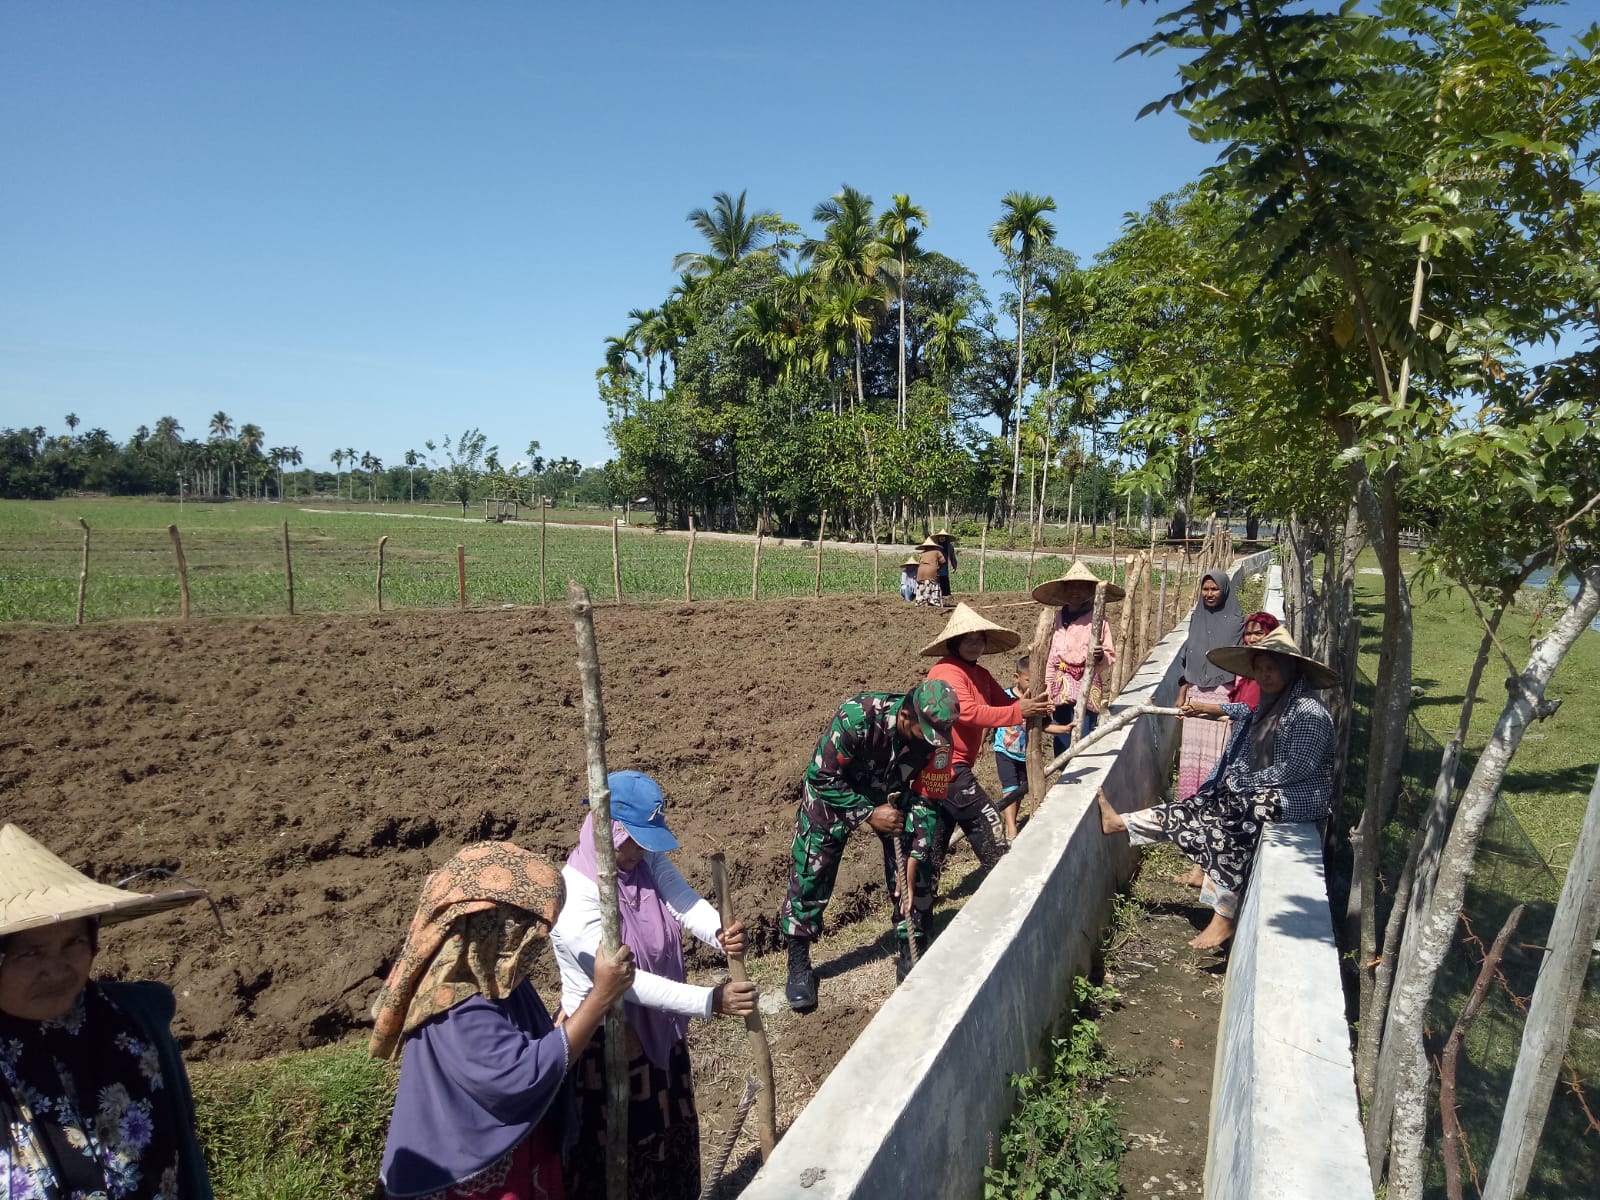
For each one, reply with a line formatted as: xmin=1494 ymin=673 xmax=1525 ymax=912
xmin=404 ymin=449 xmax=420 ymax=503
xmin=672 ymin=190 xmax=776 ymax=276
xmin=990 ymin=191 xmax=1057 ymax=526
xmin=345 ymin=448 xmax=357 ymax=502
xmin=153 ymin=416 xmax=183 ymax=450
xmin=330 ymin=449 xmax=345 ymax=499
xmin=805 ymin=185 xmax=892 ymax=410
xmin=209 ymin=411 xmax=233 ymax=440
xmin=877 ymin=195 xmax=928 ymax=428
xmin=361 ymin=452 xmax=382 ymax=501
xmin=925 ymin=302 xmax=976 ymax=396
xmin=813 ymin=280 xmax=882 ymax=413
xmin=624 ymin=308 xmax=663 ymax=401
xmin=64 ymin=413 xmax=79 ymax=436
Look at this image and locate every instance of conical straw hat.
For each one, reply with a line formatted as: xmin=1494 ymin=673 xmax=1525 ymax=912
xmin=0 ymin=825 xmax=208 ymax=938
xmin=931 ymin=529 xmax=957 ymax=543
xmin=1207 ymin=627 xmax=1341 ymax=690
xmin=901 ymin=555 xmax=920 ymax=568
xmin=920 ymin=602 xmax=1022 ymax=657
xmin=914 ymin=537 xmax=942 ymax=552
xmin=1031 ymin=559 xmax=1126 ymax=606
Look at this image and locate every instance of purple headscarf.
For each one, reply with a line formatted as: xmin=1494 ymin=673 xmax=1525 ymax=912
xmin=567 ymin=812 xmax=689 ymax=1070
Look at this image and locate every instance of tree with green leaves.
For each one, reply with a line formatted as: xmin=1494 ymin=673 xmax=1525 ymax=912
xmin=672 ymin=190 xmax=776 ymax=276
xmin=990 ymin=192 xmax=1057 ymax=527
xmin=877 ymin=194 xmax=929 ymax=428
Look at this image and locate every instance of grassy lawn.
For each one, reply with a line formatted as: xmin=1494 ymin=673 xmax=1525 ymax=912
xmin=0 ymin=497 xmax=1083 ymax=622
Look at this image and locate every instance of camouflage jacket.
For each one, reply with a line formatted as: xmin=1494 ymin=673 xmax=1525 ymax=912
xmin=803 ymin=693 xmax=938 ymax=847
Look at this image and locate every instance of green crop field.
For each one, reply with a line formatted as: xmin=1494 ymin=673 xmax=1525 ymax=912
xmin=0 ymin=498 xmax=1076 ymax=622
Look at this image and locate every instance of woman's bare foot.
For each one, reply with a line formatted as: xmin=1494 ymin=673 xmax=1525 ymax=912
xmin=1096 ymin=788 xmax=1126 ymax=835
xmin=1171 ymin=865 xmax=1205 ymax=888
xmin=1189 ymin=913 xmax=1235 ymax=950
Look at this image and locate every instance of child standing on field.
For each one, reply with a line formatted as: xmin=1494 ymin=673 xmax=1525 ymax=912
xmin=993 ymin=655 xmax=1073 ymax=839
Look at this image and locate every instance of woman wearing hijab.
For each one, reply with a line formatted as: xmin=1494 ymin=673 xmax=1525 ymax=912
xmin=1182 ymin=611 xmax=1281 ymax=716
xmin=931 ymin=529 xmax=958 ymax=597
xmin=1175 ymin=570 xmax=1245 ymax=800
xmin=551 ymin=771 xmax=756 ymax=1200
xmin=0 ymin=824 xmax=213 ymax=1200
xmin=1032 ymin=561 xmax=1123 ymax=754
xmin=372 ymin=841 xmax=635 ymax=1200
xmin=1098 ymin=629 xmax=1339 ymax=949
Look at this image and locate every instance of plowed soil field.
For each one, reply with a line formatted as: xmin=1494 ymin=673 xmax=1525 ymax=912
xmin=0 ymin=594 xmax=1038 ymax=1084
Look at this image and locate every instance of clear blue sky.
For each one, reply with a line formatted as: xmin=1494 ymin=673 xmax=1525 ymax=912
xmin=0 ymin=2 xmax=1391 ymax=469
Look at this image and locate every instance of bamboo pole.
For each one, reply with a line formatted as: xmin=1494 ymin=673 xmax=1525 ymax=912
xmin=539 ymin=497 xmax=548 ymax=606
xmin=75 ymin=518 xmax=89 ymax=625
xmin=1045 ymin=703 xmax=1184 ymax=774
xmin=1024 ymin=607 xmax=1056 ymax=805
xmin=751 ymin=515 xmax=764 ymax=600
xmin=1072 ymin=584 xmax=1108 ymax=748
xmin=977 ymin=522 xmax=988 ymax=594
xmin=168 ymin=525 xmax=190 ymax=619
xmin=376 ymin=535 xmax=389 ymax=612
xmin=568 ymin=582 xmax=631 ymax=1200
xmin=709 ymin=854 xmax=778 ymax=1159
xmin=611 ymin=516 xmax=622 ymax=605
xmin=812 ymin=509 xmax=827 ymax=599
xmin=456 ymin=544 xmax=466 ymax=609
xmin=1139 ymin=551 xmax=1157 ymax=663
xmin=1111 ymin=555 xmax=1144 ymax=696
xmin=685 ymin=517 xmax=697 ymax=602
xmin=282 ymin=521 xmax=295 ymax=616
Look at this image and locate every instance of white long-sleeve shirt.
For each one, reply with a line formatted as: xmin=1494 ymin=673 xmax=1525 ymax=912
xmin=550 ymin=855 xmax=725 ymax=1020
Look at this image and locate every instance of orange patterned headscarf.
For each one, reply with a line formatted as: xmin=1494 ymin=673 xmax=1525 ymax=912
xmin=368 ymin=841 xmax=565 ymax=1061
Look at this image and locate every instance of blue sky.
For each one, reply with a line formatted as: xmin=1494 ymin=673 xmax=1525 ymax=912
xmin=3 ymin=1 xmax=1574 ymax=473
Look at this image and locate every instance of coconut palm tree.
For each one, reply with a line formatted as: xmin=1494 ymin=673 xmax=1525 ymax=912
xmin=404 ymin=449 xmax=420 ymax=503
xmin=990 ymin=191 xmax=1057 ymax=526
xmin=876 ymin=195 xmax=928 ymax=428
xmin=925 ymin=302 xmax=976 ymax=396
xmin=330 ymin=448 xmax=345 ymax=499
xmin=360 ymin=452 xmax=382 ymax=501
xmin=805 ymin=185 xmax=892 ymax=410
xmin=153 ymin=416 xmax=183 ymax=451
xmin=64 ymin=413 xmax=79 ymax=436
xmin=672 ymin=190 xmax=776 ymax=276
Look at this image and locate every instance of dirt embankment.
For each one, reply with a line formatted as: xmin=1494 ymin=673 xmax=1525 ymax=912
xmin=0 ymin=594 xmax=1039 ymax=1063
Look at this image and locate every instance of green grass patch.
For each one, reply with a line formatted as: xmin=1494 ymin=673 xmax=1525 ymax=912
xmin=189 ymin=1040 xmax=396 ymax=1200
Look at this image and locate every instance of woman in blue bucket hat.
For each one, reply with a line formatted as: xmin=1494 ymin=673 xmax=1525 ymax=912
xmin=551 ymin=770 xmax=756 ymax=1200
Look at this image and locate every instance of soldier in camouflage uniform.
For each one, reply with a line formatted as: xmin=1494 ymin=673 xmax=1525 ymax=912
xmin=779 ymin=679 xmax=958 ymax=1010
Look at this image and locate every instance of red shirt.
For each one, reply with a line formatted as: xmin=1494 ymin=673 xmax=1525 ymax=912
xmin=927 ymin=656 xmax=1025 ymax=768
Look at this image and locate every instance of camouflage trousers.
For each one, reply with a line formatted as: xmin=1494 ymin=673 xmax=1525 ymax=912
xmin=779 ymin=790 xmax=930 ymax=943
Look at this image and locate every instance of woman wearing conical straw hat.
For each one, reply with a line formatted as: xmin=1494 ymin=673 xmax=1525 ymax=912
xmin=899 ymin=554 xmax=920 ymax=603
xmin=930 ymin=529 xmax=958 ymax=597
xmin=903 ymin=605 xmax=1054 ymax=962
xmin=1032 ymin=560 xmax=1123 ymax=753
xmin=0 ymin=825 xmax=214 ymax=1200
xmin=1097 ymin=628 xmax=1340 ymax=950
xmin=912 ymin=538 xmax=946 ymax=608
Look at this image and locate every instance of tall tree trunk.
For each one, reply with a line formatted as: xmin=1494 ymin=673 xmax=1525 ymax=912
xmin=1008 ymin=271 xmax=1027 ymax=530
xmin=898 ymin=253 xmax=909 ymax=429
xmin=1379 ymin=566 xmax=1600 ymax=1200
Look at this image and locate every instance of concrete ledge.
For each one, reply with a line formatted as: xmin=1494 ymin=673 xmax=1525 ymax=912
xmin=1205 ymin=823 xmax=1372 ymax=1199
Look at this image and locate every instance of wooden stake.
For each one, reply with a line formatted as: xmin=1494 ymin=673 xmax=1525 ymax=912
xmin=872 ymin=525 xmax=880 ymax=595
xmin=568 ymin=582 xmax=630 ymax=1200
xmin=611 ymin=516 xmax=622 ymax=605
xmin=709 ymin=854 xmax=778 ymax=1160
xmin=75 ymin=518 xmax=89 ymax=626
xmin=685 ymin=517 xmax=697 ymax=602
xmin=376 ymin=536 xmax=389 ymax=612
xmin=1112 ymin=555 xmax=1144 ymax=696
xmin=812 ymin=509 xmax=827 ymax=599
xmin=1109 ymin=523 xmax=1117 ymax=586
xmin=1139 ymin=551 xmax=1157 ymax=663
xmin=540 ymin=497 xmax=548 ymax=606
xmin=751 ymin=515 xmax=764 ymax=600
xmin=168 ymin=525 xmax=190 ymax=620
xmin=1024 ymin=607 xmax=1056 ymax=806
xmin=1025 ymin=539 xmax=1037 ymax=591
xmin=456 ymin=544 xmax=466 ymax=609
xmin=977 ymin=522 xmax=988 ymax=594
xmin=1156 ymin=552 xmax=1170 ymax=638
xmin=282 ymin=522 xmax=295 ymax=616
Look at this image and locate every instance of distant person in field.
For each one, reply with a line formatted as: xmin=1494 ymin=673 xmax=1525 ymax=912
xmin=1175 ymin=570 xmax=1245 ymax=802
xmin=372 ymin=841 xmax=636 ymax=1200
xmin=931 ymin=529 xmax=958 ymax=596
xmin=993 ymin=654 xmax=1076 ymax=839
xmin=1097 ymin=628 xmax=1338 ymax=950
xmin=911 ymin=605 xmax=1053 ymax=950
xmin=778 ymin=680 xmax=958 ymax=1010
xmin=1032 ymin=560 xmax=1122 ymax=752
xmin=0 ymin=826 xmax=214 ymax=1200
xmin=913 ymin=538 xmax=947 ymax=608
xmin=550 ymin=771 xmax=755 ymax=1200
xmin=899 ymin=554 xmax=920 ymax=602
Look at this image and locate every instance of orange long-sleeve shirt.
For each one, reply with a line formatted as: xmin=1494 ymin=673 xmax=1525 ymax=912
xmin=926 ymin=656 xmax=1024 ymax=768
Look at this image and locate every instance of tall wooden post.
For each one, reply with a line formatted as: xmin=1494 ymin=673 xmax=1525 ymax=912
xmin=539 ymin=497 xmax=548 ymax=606
xmin=710 ymin=853 xmax=778 ymax=1160
xmin=282 ymin=522 xmax=295 ymax=616
xmin=1025 ymin=539 xmax=1037 ymax=591
xmin=456 ymin=544 xmax=466 ymax=609
xmin=872 ymin=523 xmax=880 ymax=595
xmin=611 ymin=517 xmax=622 ymax=605
xmin=75 ymin=518 xmax=90 ymax=626
xmin=751 ymin=515 xmax=764 ymax=600
xmin=1109 ymin=523 xmax=1117 ymax=586
xmin=1156 ymin=552 xmax=1170 ymax=637
xmin=1024 ymin=607 xmax=1056 ymax=805
xmin=812 ymin=509 xmax=828 ymax=599
xmin=1139 ymin=551 xmax=1158 ymax=662
xmin=684 ymin=517 xmax=696 ymax=602
xmin=568 ymin=583 xmax=631 ymax=1200
xmin=977 ymin=521 xmax=988 ymax=594
xmin=1112 ymin=555 xmax=1144 ymax=696
xmin=376 ymin=535 xmax=389 ymax=612
xmin=168 ymin=525 xmax=190 ymax=620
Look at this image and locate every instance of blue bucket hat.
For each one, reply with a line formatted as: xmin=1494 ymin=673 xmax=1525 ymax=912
xmin=591 ymin=770 xmax=679 ymax=852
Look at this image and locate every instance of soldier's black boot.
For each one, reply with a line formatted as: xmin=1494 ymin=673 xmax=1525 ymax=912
xmin=785 ymin=938 xmax=817 ymax=1012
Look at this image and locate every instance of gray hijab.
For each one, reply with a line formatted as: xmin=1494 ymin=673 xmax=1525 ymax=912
xmin=1182 ymin=570 xmax=1245 ymax=690
xmin=1249 ymin=665 xmax=1303 ymax=770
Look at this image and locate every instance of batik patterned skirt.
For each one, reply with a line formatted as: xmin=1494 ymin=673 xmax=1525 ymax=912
xmin=1177 ymin=686 xmax=1233 ymax=800
xmin=914 ymin=578 xmax=944 ymax=607
xmin=1123 ymin=782 xmax=1285 ymax=918
xmin=566 ymin=1026 xmax=699 ymax=1200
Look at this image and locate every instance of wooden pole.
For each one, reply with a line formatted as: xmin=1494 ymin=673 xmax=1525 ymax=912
xmin=75 ymin=518 xmax=89 ymax=626
xmin=1072 ymin=584 xmax=1107 ymax=748
xmin=1481 ymin=763 xmax=1600 ymax=1200
xmin=684 ymin=517 xmax=697 ymax=602
xmin=568 ymin=582 xmax=631 ymax=1200
xmin=1047 ymin=703 xmax=1184 ymax=774
xmin=1139 ymin=551 xmax=1157 ymax=663
xmin=1024 ymin=607 xmax=1056 ymax=805
xmin=812 ymin=509 xmax=827 ymax=599
xmin=872 ymin=524 xmax=880 ymax=595
xmin=282 ymin=521 xmax=295 ymax=616
xmin=1112 ymin=555 xmax=1144 ymax=696
xmin=1109 ymin=522 xmax=1117 ymax=586
xmin=1156 ymin=552 xmax=1170 ymax=638
xmin=456 ymin=544 xmax=466 ymax=609
xmin=611 ymin=516 xmax=622 ymax=605
xmin=1024 ymin=539 xmax=1037 ymax=591
xmin=167 ymin=525 xmax=190 ymax=620
xmin=977 ymin=521 xmax=988 ymax=594
xmin=709 ymin=854 xmax=778 ymax=1160
xmin=539 ymin=497 xmax=548 ymax=606
xmin=751 ymin=515 xmax=765 ymax=600
xmin=376 ymin=535 xmax=389 ymax=612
